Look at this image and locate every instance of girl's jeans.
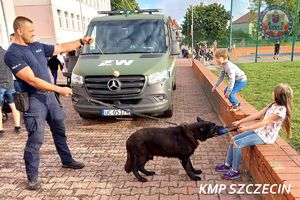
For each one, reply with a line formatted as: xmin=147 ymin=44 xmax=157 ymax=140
xmin=224 ymin=80 xmax=247 ymax=106
xmin=225 ymin=130 xmax=265 ymax=170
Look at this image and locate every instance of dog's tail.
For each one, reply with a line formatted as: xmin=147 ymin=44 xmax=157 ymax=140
xmin=124 ymin=143 xmax=134 ymax=173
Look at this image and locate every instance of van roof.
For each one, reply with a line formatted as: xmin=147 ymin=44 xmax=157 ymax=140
xmin=91 ymin=14 xmax=165 ymax=22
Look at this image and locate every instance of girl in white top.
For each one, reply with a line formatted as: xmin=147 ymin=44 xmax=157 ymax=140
xmin=214 ymin=83 xmax=293 ymax=180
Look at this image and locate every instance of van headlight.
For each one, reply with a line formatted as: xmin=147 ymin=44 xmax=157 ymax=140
xmin=148 ymin=69 xmax=170 ymax=85
xmin=71 ymin=73 xmax=84 ymax=87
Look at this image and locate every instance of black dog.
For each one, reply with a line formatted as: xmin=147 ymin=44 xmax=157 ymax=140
xmin=124 ymin=118 xmax=222 ymax=182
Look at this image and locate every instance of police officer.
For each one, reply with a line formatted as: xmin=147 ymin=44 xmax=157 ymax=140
xmin=4 ymin=16 xmax=93 ymax=190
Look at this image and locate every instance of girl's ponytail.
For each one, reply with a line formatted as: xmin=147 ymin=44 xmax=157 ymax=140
xmin=273 ymin=84 xmax=293 ymax=138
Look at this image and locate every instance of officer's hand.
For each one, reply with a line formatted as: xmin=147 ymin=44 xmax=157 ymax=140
xmin=58 ymin=87 xmax=73 ymax=96
xmin=82 ymin=36 xmax=94 ymax=45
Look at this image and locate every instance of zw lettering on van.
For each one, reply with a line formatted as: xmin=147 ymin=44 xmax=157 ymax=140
xmin=98 ymin=60 xmax=134 ymax=67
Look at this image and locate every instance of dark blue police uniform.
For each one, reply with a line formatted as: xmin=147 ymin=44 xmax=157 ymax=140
xmin=4 ymin=42 xmax=73 ymax=182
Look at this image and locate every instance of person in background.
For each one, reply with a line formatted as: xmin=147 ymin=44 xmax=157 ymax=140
xmin=9 ymin=33 xmax=22 ymax=92
xmin=273 ymin=40 xmax=280 ymax=60
xmin=212 ymin=49 xmax=247 ymax=112
xmin=211 ymin=40 xmax=217 ymax=52
xmin=4 ymin=16 xmax=93 ymax=190
xmin=47 ymin=55 xmax=62 ymax=85
xmin=10 ymin=33 xmax=15 ymax=43
xmin=214 ymin=84 xmax=293 ymax=180
xmin=0 ymin=46 xmax=21 ymax=138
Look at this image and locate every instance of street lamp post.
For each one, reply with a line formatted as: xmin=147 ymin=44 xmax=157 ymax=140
xmin=291 ymin=0 xmax=299 ymax=61
xmin=229 ymin=0 xmax=233 ymax=52
xmin=255 ymin=0 xmax=261 ymax=63
xmin=191 ymin=5 xmax=194 ymax=56
xmin=79 ymin=0 xmax=85 ymax=36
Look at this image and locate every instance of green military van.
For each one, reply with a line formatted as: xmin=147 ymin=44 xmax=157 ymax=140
xmin=71 ymin=9 xmax=180 ymax=119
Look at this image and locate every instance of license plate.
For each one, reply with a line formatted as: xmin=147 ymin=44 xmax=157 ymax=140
xmin=102 ymin=109 xmax=131 ymax=116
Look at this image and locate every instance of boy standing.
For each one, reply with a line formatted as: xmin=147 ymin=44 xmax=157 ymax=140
xmin=212 ymin=49 xmax=247 ymax=112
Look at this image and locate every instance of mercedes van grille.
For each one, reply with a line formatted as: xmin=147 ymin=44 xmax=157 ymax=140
xmin=85 ymin=75 xmax=145 ymax=97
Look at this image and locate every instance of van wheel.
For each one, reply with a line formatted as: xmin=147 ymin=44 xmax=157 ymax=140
xmin=172 ymin=82 xmax=176 ymax=90
xmin=79 ymin=113 xmax=95 ymax=119
xmin=163 ymin=103 xmax=173 ymax=117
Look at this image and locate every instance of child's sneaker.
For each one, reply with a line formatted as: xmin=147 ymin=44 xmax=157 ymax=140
xmin=214 ymin=163 xmax=231 ymax=172
xmin=230 ymin=103 xmax=241 ymax=112
xmin=223 ymin=168 xmax=240 ymax=180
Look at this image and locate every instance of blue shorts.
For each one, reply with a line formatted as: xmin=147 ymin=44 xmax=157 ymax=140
xmin=0 ymin=87 xmax=16 ymax=107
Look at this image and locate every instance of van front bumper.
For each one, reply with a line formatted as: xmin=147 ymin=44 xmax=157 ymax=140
xmin=71 ymin=80 xmax=172 ymax=117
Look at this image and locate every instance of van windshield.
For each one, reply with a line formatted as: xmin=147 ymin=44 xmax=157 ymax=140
xmin=83 ymin=19 xmax=167 ymax=54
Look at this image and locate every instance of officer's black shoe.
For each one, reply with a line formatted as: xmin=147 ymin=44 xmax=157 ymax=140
xmin=27 ymin=179 xmax=42 ymax=190
xmin=15 ymin=126 xmax=21 ymax=134
xmin=62 ymin=160 xmax=85 ymax=169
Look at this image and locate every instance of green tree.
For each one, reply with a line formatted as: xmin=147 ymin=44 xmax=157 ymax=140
xmin=111 ymin=0 xmax=139 ymax=11
xmin=181 ymin=3 xmax=230 ymax=47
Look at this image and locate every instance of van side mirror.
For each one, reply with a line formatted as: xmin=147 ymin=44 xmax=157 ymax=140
xmin=171 ymin=41 xmax=180 ymax=55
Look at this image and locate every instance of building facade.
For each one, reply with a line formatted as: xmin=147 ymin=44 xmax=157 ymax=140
xmin=1 ymin=0 xmax=110 ymax=46
xmin=232 ymin=12 xmax=254 ymax=35
xmin=0 ymin=0 xmax=16 ymax=49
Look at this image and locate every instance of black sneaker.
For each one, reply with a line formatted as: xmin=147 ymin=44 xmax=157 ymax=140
xmin=62 ymin=160 xmax=85 ymax=169
xmin=27 ymin=180 xmax=41 ymax=190
xmin=0 ymin=130 xmax=4 ymax=138
xmin=15 ymin=126 xmax=21 ymax=134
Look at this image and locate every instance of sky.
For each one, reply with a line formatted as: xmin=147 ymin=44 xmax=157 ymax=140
xmin=137 ymin=0 xmax=251 ymax=24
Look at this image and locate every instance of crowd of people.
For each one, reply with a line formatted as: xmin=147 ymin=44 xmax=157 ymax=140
xmin=181 ymin=40 xmax=217 ymax=62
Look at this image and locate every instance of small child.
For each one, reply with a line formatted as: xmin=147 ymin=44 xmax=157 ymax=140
xmin=214 ymin=83 xmax=293 ymax=180
xmin=212 ymin=49 xmax=247 ymax=112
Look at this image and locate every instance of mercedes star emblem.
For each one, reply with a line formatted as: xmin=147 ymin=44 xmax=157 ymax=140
xmin=107 ymin=78 xmax=121 ymax=91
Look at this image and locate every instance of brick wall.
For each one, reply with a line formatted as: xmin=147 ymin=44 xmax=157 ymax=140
xmin=192 ymin=60 xmax=300 ymax=200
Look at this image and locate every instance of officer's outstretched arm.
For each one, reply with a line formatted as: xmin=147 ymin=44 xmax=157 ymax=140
xmin=16 ymin=66 xmax=72 ymax=96
xmin=53 ymin=36 xmax=94 ymax=56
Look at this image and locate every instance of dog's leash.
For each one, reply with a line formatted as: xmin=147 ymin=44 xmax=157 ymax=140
xmin=73 ymin=93 xmax=179 ymax=126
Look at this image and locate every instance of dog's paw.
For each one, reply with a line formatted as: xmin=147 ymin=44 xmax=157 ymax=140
xmin=193 ymin=169 xmax=202 ymax=174
xmin=145 ymin=171 xmax=155 ymax=176
xmin=138 ymin=177 xmax=148 ymax=182
xmin=191 ymin=176 xmax=201 ymax=181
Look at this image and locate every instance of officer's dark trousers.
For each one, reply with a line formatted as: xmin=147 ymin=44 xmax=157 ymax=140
xmin=23 ymin=92 xmax=73 ymax=181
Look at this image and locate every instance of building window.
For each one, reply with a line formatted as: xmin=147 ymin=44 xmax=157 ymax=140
xmin=77 ymin=15 xmax=81 ymax=30
xmin=71 ymin=13 xmax=75 ymax=30
xmin=57 ymin=10 xmax=63 ymax=28
xmin=83 ymin=17 xmax=86 ymax=32
xmin=64 ymin=11 xmax=69 ymax=29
